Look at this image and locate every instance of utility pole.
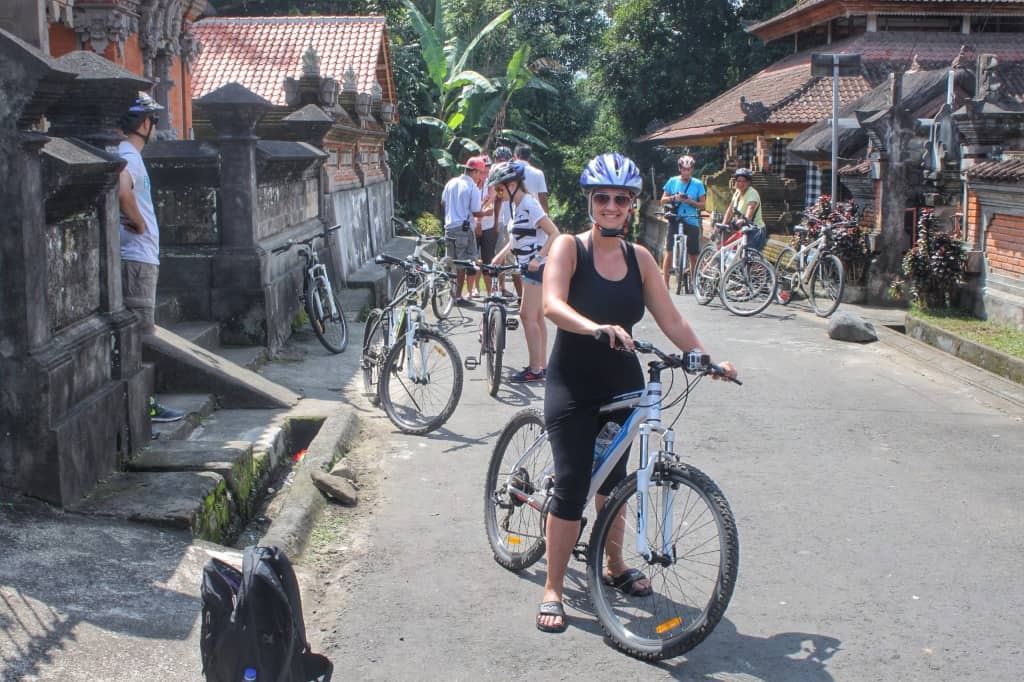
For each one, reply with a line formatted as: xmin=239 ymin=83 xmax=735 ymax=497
xmin=812 ymin=53 xmax=862 ymax=203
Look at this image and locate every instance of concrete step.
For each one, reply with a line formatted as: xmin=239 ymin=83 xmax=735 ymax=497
xmin=163 ymin=320 xmax=220 ymax=351
xmin=69 ymin=470 xmax=235 ymax=543
xmin=338 ymin=285 xmax=374 ymax=322
xmin=217 ymin=344 xmax=268 ymax=372
xmin=129 ymin=439 xmax=258 ymax=514
xmin=345 ymin=235 xmax=421 ymax=307
xmin=150 ymin=393 xmax=217 ymax=441
xmin=187 ymin=408 xmax=294 ymax=485
xmin=154 ymin=293 xmax=183 ymax=327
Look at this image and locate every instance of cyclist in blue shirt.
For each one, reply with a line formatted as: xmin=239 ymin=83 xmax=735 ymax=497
xmin=659 ymin=155 xmax=706 ymax=288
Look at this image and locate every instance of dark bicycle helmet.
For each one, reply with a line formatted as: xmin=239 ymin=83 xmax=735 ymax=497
xmin=492 ymin=146 xmax=513 ymax=162
xmin=580 ymin=152 xmax=642 ymax=195
xmin=487 ymin=161 xmax=526 ymax=187
xmin=733 ymin=168 xmax=753 ymax=180
xmin=120 ymin=91 xmax=165 ymax=134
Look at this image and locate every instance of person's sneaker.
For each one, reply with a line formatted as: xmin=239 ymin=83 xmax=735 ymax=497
xmin=149 ymin=397 xmax=185 ymax=423
xmin=510 ymin=367 xmax=545 ymax=383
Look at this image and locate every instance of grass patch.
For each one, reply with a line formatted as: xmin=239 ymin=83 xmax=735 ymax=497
xmin=910 ymin=306 xmax=1024 ymax=360
xmin=308 ymin=508 xmax=346 ymax=553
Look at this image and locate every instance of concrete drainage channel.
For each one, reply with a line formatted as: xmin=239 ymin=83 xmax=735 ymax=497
xmin=71 ymin=399 xmax=360 ymax=555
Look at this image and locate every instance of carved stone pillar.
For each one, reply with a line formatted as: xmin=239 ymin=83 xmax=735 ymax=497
xmin=73 ymin=0 xmax=141 ymax=57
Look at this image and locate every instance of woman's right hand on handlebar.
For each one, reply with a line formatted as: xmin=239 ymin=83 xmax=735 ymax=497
xmin=713 ymin=360 xmax=739 ymax=381
xmin=593 ymin=324 xmax=633 ymax=351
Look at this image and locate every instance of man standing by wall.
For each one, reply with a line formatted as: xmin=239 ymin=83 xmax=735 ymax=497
xmin=514 ymin=143 xmax=548 ymax=212
xmin=441 ymin=156 xmax=486 ymax=305
xmin=118 ymin=92 xmax=184 ymax=423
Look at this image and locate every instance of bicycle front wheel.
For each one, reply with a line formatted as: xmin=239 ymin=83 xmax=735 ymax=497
xmin=361 ymin=308 xmax=386 ymax=406
xmin=720 ymin=256 xmax=776 ymax=316
xmin=484 ymin=408 xmax=553 ymax=571
xmin=379 ymin=327 xmax=463 ymax=434
xmin=431 ymin=273 xmax=454 ymax=319
xmin=307 ymin=280 xmax=349 ymax=353
xmin=484 ymin=306 xmax=505 ymax=397
xmin=692 ymin=245 xmax=719 ymax=305
xmin=673 ymin=241 xmax=685 ymax=297
xmin=774 ymin=246 xmax=799 ymax=305
xmin=587 ymin=463 xmax=739 ymax=661
xmin=809 ymin=254 xmax=844 ymax=317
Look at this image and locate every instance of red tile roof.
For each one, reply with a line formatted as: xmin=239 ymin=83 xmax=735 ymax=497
xmin=965 ymin=157 xmax=1024 ymax=182
xmin=639 ymin=31 xmax=1024 ymax=145
xmin=191 ymin=16 xmax=392 ymax=107
xmin=748 ymin=0 xmax=1024 ymax=39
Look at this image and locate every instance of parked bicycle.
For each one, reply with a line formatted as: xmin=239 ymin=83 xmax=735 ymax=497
xmin=361 ymin=254 xmax=463 ymax=434
xmin=484 ymin=338 xmax=741 ymax=661
xmin=393 ymin=217 xmax=455 ymax=320
xmin=693 ymin=220 xmax=776 ymax=316
xmin=662 ymin=205 xmax=692 ymax=296
xmin=455 ymin=260 xmax=521 ymax=397
xmin=774 ymin=215 xmax=848 ymax=317
xmin=271 ymin=224 xmax=348 ymax=353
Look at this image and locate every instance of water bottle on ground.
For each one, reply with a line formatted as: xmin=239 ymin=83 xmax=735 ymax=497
xmin=593 ymin=422 xmax=621 ymax=472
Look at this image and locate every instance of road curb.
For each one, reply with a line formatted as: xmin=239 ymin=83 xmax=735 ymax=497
xmin=904 ymin=314 xmax=1024 ymax=386
xmin=260 ymin=401 xmax=361 ymax=557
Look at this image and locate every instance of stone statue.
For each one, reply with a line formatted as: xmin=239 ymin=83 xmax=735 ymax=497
xmin=302 ymin=45 xmax=320 ymax=78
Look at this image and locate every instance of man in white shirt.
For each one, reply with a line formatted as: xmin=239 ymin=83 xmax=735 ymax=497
xmin=118 ymin=92 xmax=184 ymax=423
xmin=441 ymin=157 xmax=487 ymax=304
xmin=514 ymin=143 xmax=548 ymax=212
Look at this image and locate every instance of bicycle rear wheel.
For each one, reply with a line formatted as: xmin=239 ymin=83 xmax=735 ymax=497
xmin=720 ymin=255 xmax=776 ymax=316
xmin=692 ymin=246 xmax=718 ymax=305
xmin=587 ymin=463 xmax=738 ymax=661
xmin=431 ymin=273 xmax=454 ymax=319
xmin=809 ymin=254 xmax=844 ymax=317
xmin=774 ymin=246 xmax=799 ymax=305
xmin=484 ymin=408 xmax=553 ymax=571
xmin=361 ymin=308 xmax=386 ymax=406
xmin=484 ymin=306 xmax=505 ymax=397
xmin=306 ymin=280 xmax=349 ymax=353
xmin=379 ymin=327 xmax=463 ymax=434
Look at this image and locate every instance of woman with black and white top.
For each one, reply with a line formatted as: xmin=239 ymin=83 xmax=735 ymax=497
xmin=489 ymin=161 xmax=560 ymax=383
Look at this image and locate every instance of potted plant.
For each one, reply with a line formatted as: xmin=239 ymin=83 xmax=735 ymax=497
xmin=901 ymin=209 xmax=967 ymax=310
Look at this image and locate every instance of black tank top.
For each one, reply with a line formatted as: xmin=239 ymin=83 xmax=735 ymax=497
xmin=546 ymin=236 xmax=645 ymax=403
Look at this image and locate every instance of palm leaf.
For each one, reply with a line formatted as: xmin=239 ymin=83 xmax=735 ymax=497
xmin=403 ymin=0 xmax=446 ymax=90
xmin=501 ymin=129 xmax=549 ymax=149
xmin=452 ymin=9 xmax=513 ymax=76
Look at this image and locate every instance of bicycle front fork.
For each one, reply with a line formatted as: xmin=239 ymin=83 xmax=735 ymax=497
xmin=635 ymin=425 xmax=677 ymax=565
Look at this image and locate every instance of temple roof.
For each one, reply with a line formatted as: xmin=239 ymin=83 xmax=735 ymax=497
xmin=965 ymin=157 xmax=1024 ymax=182
xmin=638 ymin=31 xmax=1024 ymax=147
xmin=191 ymin=16 xmax=394 ymax=107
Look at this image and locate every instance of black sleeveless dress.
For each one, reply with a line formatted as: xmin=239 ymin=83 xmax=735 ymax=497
xmin=543 ymin=236 xmax=645 ymax=521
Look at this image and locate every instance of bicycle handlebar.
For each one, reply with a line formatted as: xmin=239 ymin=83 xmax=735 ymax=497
xmin=270 ymin=224 xmax=342 ymax=254
xmin=594 ymin=332 xmax=741 ymax=384
xmin=452 ymin=259 xmax=519 ymax=275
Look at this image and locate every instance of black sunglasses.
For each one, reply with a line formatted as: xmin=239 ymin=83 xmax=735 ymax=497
xmin=592 ymin=192 xmax=633 ymax=208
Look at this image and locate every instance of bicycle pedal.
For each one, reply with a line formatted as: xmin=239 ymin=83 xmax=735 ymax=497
xmin=505 ymin=318 xmax=519 ymax=331
xmin=464 ymin=356 xmax=479 ymax=370
xmin=572 ymin=543 xmax=589 ymax=563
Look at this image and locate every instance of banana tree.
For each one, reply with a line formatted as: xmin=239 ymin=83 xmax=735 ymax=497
xmin=403 ymin=0 xmax=510 ymax=173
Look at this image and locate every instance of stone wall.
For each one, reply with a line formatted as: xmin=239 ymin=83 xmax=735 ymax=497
xmin=0 ymin=35 xmax=152 ymax=506
xmin=327 ymin=175 xmax=394 ymax=282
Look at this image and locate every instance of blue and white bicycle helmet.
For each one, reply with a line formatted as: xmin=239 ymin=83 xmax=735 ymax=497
xmin=128 ymin=91 xmax=165 ymax=114
xmin=580 ymin=153 xmax=643 ymax=195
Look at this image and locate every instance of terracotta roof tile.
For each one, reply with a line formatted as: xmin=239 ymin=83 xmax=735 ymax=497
xmin=640 ymin=31 xmax=1024 ymax=144
xmin=191 ymin=16 xmax=391 ymax=106
xmin=965 ymin=157 xmax=1024 ymax=182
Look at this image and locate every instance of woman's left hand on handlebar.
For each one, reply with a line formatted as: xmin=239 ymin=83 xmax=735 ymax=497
xmin=713 ymin=361 xmax=738 ymax=381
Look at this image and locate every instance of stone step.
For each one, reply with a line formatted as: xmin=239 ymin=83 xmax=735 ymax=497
xmin=187 ymin=408 xmax=294 ymax=485
xmin=338 ymin=285 xmax=374 ymax=322
xmin=345 ymin=234 xmax=421 ymax=307
xmin=217 ymin=344 xmax=269 ymax=372
xmin=129 ymin=439 xmax=258 ymax=514
xmin=163 ymin=320 xmax=221 ymax=352
xmin=154 ymin=293 xmax=183 ymax=327
xmin=69 ymin=470 xmax=235 ymax=543
xmin=150 ymin=393 xmax=217 ymax=441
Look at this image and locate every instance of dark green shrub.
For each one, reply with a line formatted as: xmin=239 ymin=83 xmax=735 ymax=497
xmin=901 ymin=209 xmax=967 ymax=309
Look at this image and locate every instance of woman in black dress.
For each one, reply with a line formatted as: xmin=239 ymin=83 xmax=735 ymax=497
xmin=536 ymin=153 xmax=737 ymax=633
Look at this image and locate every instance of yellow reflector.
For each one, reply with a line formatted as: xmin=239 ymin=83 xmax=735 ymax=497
xmin=655 ymin=617 xmax=682 ymax=634
xmin=434 ymin=345 xmax=447 ymax=357
xmin=507 ymin=536 xmax=522 ymax=545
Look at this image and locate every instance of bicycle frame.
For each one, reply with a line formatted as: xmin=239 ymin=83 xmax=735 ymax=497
xmin=504 ymin=368 xmax=678 ymax=563
xmin=300 ymin=248 xmax=340 ymax=320
xmin=379 ymin=265 xmax=433 ymax=383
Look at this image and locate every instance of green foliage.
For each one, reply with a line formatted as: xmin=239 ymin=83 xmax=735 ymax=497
xmin=414 ymin=211 xmax=443 ymax=236
xmin=910 ymin=306 xmax=1024 ymax=360
xmin=901 ymin=209 xmax=967 ymax=310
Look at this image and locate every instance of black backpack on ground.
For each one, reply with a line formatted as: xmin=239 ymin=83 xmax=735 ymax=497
xmin=200 ymin=545 xmax=333 ymax=682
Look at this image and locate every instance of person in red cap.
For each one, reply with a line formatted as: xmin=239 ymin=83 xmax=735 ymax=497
xmin=441 ymin=156 xmax=487 ymax=304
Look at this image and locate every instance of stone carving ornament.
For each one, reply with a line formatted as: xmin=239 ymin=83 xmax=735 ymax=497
xmin=73 ymin=0 xmax=140 ymax=56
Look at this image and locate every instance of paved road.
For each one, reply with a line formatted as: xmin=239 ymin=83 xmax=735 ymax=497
xmin=311 ymin=293 xmax=1023 ymax=681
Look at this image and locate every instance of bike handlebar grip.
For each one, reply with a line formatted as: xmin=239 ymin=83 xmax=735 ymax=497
xmin=452 ymin=259 xmax=479 ymax=270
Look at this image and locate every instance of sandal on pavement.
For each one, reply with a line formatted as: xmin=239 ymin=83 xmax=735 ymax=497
xmin=536 ymin=601 xmax=568 ymax=633
xmin=602 ymin=568 xmax=653 ymax=597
